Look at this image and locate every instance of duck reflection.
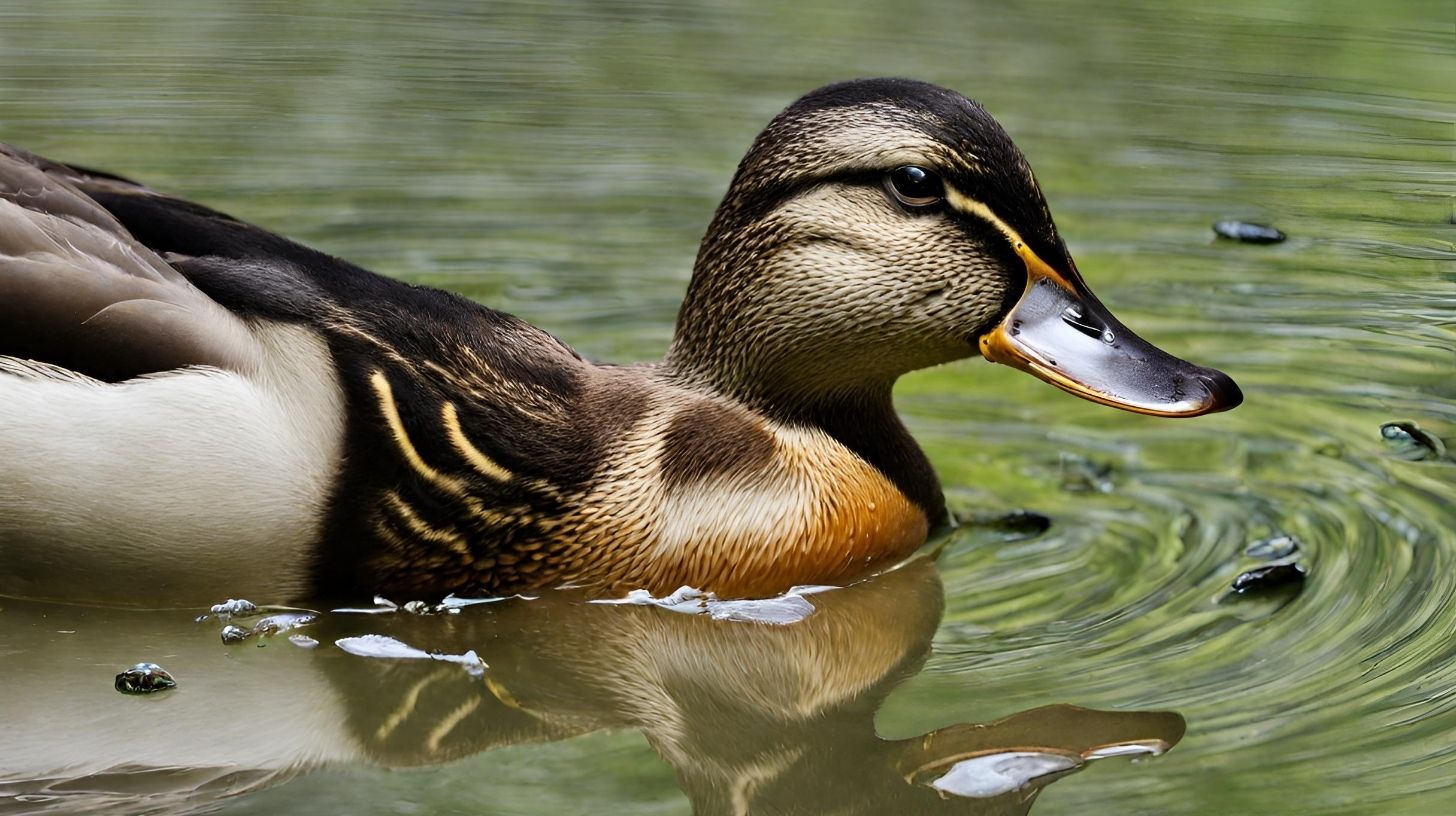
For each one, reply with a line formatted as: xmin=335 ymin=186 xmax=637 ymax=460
xmin=0 ymin=558 xmax=1182 ymax=815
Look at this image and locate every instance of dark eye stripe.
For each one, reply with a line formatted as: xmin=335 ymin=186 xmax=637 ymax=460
xmin=730 ymin=167 xmax=951 ymax=224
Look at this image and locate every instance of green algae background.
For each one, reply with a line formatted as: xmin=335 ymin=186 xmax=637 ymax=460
xmin=1 ymin=0 xmax=1452 ymax=813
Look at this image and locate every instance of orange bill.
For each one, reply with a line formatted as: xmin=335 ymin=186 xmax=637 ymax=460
xmin=979 ymin=243 xmax=1241 ymax=417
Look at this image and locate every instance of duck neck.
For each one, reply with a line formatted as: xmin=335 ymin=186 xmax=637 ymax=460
xmin=785 ymin=386 xmax=949 ymax=532
xmin=662 ymin=352 xmax=949 ymax=530
xmin=666 ymin=212 xmax=949 ymax=528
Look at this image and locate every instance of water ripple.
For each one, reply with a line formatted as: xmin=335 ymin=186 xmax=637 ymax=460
xmin=919 ymin=391 xmax=1456 ymax=809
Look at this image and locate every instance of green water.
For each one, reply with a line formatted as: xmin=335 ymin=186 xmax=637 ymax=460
xmin=1 ymin=0 xmax=1453 ymax=813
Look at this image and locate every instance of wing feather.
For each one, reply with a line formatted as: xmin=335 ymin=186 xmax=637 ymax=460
xmin=0 ymin=144 xmax=258 ymax=380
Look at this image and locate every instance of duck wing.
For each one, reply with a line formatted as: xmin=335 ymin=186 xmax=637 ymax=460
xmin=0 ymin=144 xmax=258 ymax=381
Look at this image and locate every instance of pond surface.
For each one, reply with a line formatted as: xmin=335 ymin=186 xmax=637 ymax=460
xmin=1 ymin=0 xmax=1452 ymax=813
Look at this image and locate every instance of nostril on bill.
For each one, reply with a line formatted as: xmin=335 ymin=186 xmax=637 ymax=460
xmin=1060 ymin=304 xmax=1116 ymax=344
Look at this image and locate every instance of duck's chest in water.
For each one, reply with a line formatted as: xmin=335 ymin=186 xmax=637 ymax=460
xmin=542 ymin=418 xmax=931 ymax=597
xmin=334 ymin=377 xmax=931 ymax=599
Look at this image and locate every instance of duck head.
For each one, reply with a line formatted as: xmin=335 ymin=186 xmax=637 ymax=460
xmin=668 ymin=78 xmax=1241 ymax=417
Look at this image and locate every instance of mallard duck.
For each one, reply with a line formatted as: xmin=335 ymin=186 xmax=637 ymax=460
xmin=0 ymin=79 xmax=1240 ymax=605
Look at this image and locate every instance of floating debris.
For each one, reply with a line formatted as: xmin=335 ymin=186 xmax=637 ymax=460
xmin=251 ymin=612 xmax=317 ymax=635
xmin=438 ymin=594 xmax=517 ymax=610
xmin=209 ymin=599 xmax=258 ymax=617
xmin=114 ymin=662 xmax=176 ymax=694
xmin=332 ymin=596 xmax=401 ymax=615
xmin=335 ymin=594 xmax=535 ymax=616
xmin=335 ymin=634 xmax=486 ymax=678
xmin=1244 ymin=534 xmax=1301 ymax=561
xmin=219 ymin=611 xmax=317 ymax=645
xmin=706 ymin=595 xmax=818 ymax=625
xmin=1213 ymin=220 xmax=1286 ymax=244
xmin=288 ymin=634 xmax=320 ymax=649
xmin=220 ymin=625 xmax=250 ymax=645
xmin=977 ymin=510 xmax=1053 ymax=541
xmin=590 ymin=584 xmax=826 ymax=625
xmin=1231 ymin=563 xmax=1307 ymax=595
xmin=1380 ymin=421 xmax=1446 ymax=461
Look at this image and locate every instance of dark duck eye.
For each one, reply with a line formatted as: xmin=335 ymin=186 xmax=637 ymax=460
xmin=885 ymin=165 xmax=944 ymax=209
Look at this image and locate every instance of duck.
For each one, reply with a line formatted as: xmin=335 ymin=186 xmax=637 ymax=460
xmin=0 ymin=78 xmax=1241 ymax=606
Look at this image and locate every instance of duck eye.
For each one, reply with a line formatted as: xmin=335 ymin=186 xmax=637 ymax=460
xmin=885 ymin=165 xmax=944 ymax=209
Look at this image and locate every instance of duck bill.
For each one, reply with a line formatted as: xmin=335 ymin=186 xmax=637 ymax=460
xmin=978 ymin=245 xmax=1242 ymax=417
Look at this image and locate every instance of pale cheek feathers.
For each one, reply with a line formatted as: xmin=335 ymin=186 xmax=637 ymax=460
xmin=745 ymin=186 xmax=1006 ymax=365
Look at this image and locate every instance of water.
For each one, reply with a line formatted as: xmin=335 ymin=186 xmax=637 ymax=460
xmin=0 ymin=0 xmax=1452 ymax=813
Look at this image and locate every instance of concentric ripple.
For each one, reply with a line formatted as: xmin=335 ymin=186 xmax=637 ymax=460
xmin=898 ymin=237 xmax=1456 ymax=813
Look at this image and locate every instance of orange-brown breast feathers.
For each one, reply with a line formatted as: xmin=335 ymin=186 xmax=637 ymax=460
xmin=552 ymin=385 xmax=929 ymax=597
xmin=342 ymin=364 xmax=928 ymax=600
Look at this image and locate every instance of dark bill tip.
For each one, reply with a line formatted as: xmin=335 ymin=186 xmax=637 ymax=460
xmin=1196 ymin=370 xmax=1243 ymax=413
xmin=979 ymin=269 xmax=1242 ymax=418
